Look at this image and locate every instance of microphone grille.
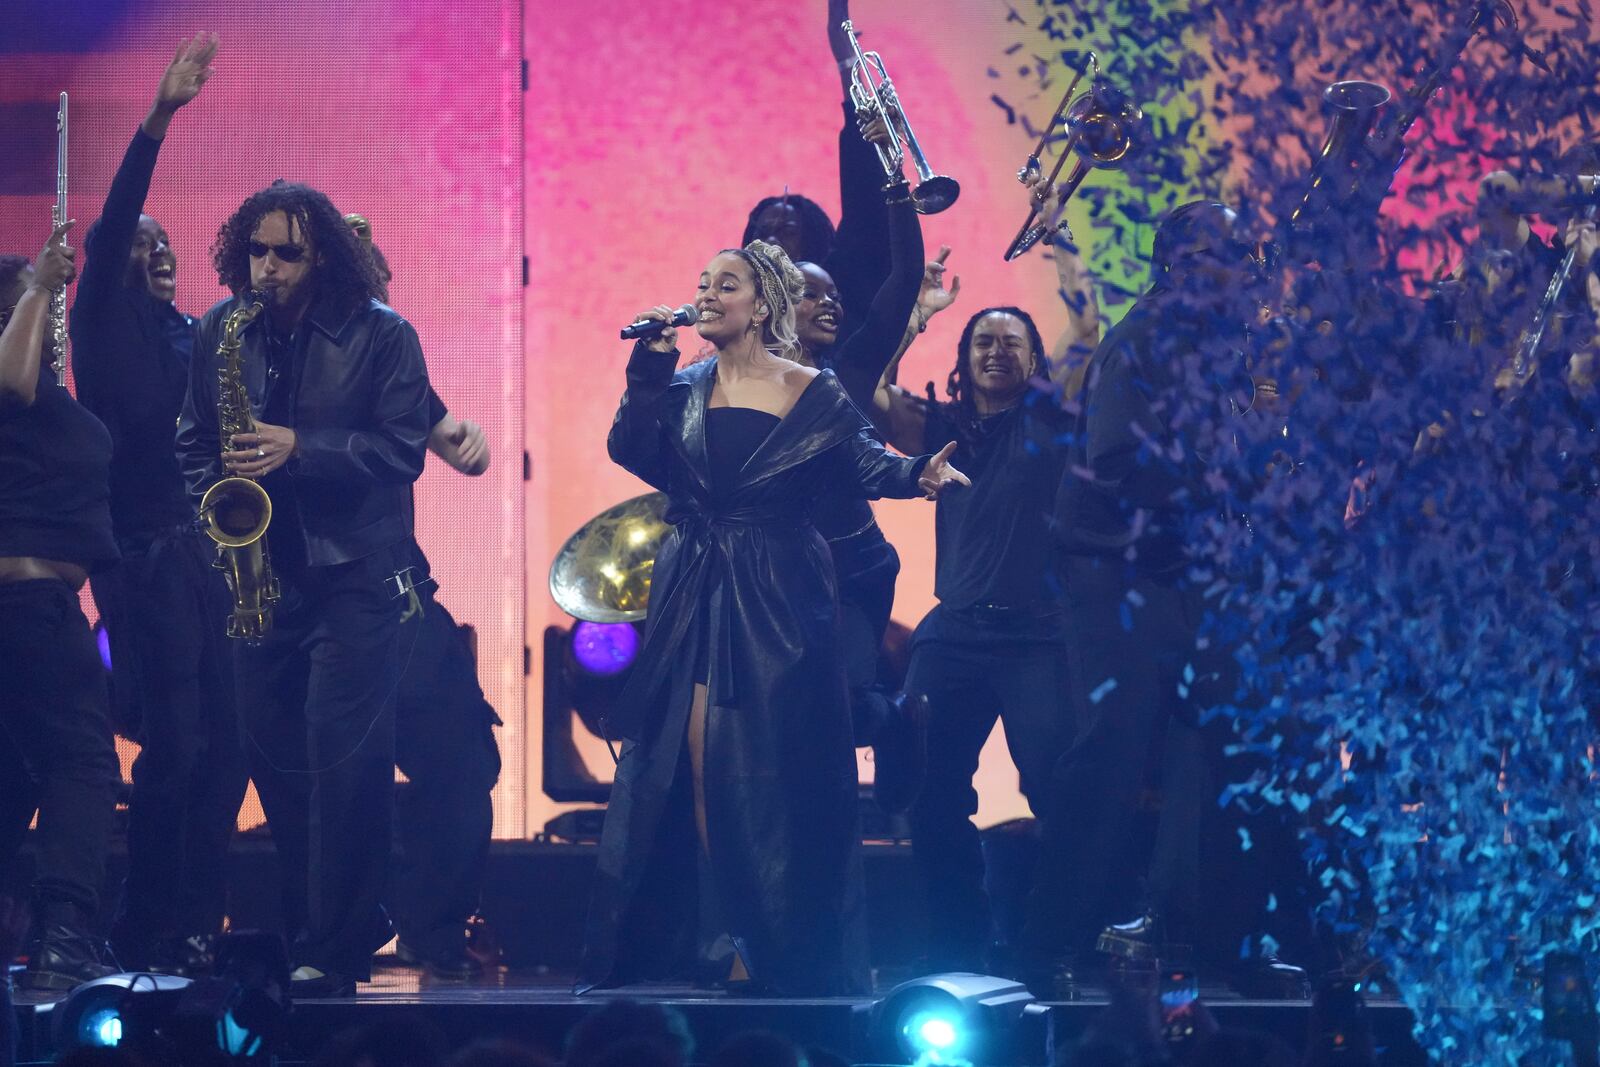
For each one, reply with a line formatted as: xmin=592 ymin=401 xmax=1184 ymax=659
xmin=677 ymin=304 xmax=700 ymax=324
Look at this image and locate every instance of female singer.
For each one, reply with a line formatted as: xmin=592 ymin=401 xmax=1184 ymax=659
xmin=0 ymin=224 xmax=122 ymax=990
xmin=578 ymin=239 xmax=967 ymax=996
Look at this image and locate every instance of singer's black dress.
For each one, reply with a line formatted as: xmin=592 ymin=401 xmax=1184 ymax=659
xmin=577 ymin=346 xmax=932 ymax=995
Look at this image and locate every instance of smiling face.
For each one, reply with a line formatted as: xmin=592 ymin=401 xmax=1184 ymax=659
xmin=694 ymin=252 xmax=764 ymax=348
xmin=964 ymin=311 xmax=1036 ymax=403
xmin=794 ymin=262 xmax=841 ymax=352
xmin=125 ymin=215 xmax=177 ymax=303
xmin=248 ymin=210 xmax=317 ymax=316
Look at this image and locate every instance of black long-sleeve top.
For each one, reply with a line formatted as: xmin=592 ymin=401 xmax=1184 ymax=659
xmin=1055 ymin=293 xmax=1221 ymax=575
xmin=68 ymin=128 xmax=198 ymax=543
xmin=821 ymin=99 xmax=893 ymax=345
xmin=814 ymin=193 xmax=923 ymax=574
xmin=0 ymin=363 xmax=119 ymax=571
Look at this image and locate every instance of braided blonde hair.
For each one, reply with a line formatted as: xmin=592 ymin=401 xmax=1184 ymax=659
xmin=731 ymin=239 xmax=806 ymax=361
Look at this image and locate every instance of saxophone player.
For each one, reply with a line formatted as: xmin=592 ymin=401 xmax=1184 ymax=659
xmin=176 ymin=182 xmax=431 ymax=998
xmin=68 ymin=33 xmax=246 ymax=978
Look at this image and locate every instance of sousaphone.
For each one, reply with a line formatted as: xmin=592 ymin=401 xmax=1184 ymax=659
xmin=548 ymin=492 xmax=671 ymax=623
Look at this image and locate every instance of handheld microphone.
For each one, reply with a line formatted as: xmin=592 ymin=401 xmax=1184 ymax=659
xmin=621 ymin=304 xmax=698 ymax=340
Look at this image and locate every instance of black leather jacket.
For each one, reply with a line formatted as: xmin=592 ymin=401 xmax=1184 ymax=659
xmin=176 ymin=293 xmax=430 ymax=567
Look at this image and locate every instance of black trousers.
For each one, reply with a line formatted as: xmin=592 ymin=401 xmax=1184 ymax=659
xmin=390 ymin=593 xmax=501 ymax=957
xmin=236 ymin=542 xmax=408 ymax=979
xmin=1026 ymin=554 xmax=1307 ymax=963
xmin=94 ymin=529 xmax=246 ymax=943
xmin=903 ymin=604 xmax=1074 ymax=969
xmin=835 ymin=536 xmax=900 ymax=746
xmin=0 ymin=579 xmax=119 ymax=924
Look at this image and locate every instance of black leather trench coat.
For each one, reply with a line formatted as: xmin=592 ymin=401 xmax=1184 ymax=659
xmin=577 ymin=345 xmax=930 ymax=995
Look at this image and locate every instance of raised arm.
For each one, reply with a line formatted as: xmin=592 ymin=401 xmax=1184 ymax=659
xmin=75 ymin=33 xmax=217 ymax=319
xmin=830 ymin=179 xmax=923 ymax=410
xmin=0 ymin=224 xmax=74 ymax=409
xmin=866 ymin=242 xmax=962 ymax=455
xmin=607 ymin=310 xmax=681 ymax=491
xmin=823 ymin=1 xmax=893 ymax=329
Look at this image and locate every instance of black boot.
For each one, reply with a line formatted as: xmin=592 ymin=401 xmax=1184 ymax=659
xmin=1096 ymin=911 xmax=1165 ymax=961
xmin=20 ymin=921 xmax=117 ymax=991
xmin=151 ymin=934 xmax=217 ymax=978
xmin=1229 ymin=954 xmax=1311 ymax=999
xmin=396 ymin=933 xmax=481 ymax=981
xmin=873 ymin=692 xmax=927 ymax=816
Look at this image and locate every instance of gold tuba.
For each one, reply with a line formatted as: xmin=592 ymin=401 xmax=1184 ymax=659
xmin=200 ymin=298 xmax=280 ymax=639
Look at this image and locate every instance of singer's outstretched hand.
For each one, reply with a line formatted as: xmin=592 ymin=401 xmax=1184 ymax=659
xmin=635 ymin=305 xmax=679 ymax=354
xmin=917 ymin=440 xmax=970 ymax=500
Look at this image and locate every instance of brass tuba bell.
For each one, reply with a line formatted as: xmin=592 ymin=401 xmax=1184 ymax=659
xmin=548 ymin=492 xmax=671 ymax=623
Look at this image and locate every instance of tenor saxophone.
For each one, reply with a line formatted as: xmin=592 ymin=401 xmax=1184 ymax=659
xmin=200 ymin=298 xmax=280 ymax=639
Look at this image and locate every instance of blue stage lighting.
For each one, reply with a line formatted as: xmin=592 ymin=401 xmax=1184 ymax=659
xmin=873 ymin=972 xmax=1042 ymax=1065
xmin=908 ymin=1011 xmax=960 ymax=1051
xmin=82 ymin=1007 xmax=123 ymax=1047
xmin=52 ymin=973 xmax=191 ymax=1057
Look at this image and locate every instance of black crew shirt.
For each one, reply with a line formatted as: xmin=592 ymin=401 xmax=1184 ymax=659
xmin=69 ymin=128 xmax=198 ymax=542
xmin=0 ymin=364 xmax=119 ymax=571
xmin=922 ymin=391 xmax=1075 ymax=612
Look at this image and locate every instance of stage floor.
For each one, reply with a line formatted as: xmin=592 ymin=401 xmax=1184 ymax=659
xmin=12 ymin=956 xmax=1429 ymax=1066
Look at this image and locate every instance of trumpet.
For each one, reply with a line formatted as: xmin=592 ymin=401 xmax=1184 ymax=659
xmin=1004 ymin=54 xmax=1143 ymax=261
xmin=841 ymin=20 xmax=960 ymax=215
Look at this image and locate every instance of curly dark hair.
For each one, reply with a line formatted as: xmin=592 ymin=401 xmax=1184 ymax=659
xmin=211 ymin=181 xmax=383 ymax=310
xmin=934 ymin=305 xmax=1048 ymax=432
xmin=740 ymin=192 xmax=836 ymax=265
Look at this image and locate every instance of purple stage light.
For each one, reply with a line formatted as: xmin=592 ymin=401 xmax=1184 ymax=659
xmin=571 ymin=621 xmax=638 ymax=677
xmin=94 ymin=621 xmax=112 ymax=671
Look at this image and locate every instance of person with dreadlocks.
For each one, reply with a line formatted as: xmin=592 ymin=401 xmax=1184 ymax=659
xmin=867 ymin=177 xmax=1094 ymax=974
xmin=176 ymin=181 xmax=431 ymax=997
xmin=578 ymin=238 xmax=966 ymax=996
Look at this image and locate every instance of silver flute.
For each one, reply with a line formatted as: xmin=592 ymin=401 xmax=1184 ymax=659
xmin=50 ymin=92 xmax=68 ymax=386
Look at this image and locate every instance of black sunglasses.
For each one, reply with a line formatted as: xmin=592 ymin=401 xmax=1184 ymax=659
xmin=247 ymin=240 xmax=307 ymax=263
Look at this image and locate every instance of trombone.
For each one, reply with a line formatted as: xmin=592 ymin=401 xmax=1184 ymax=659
xmin=842 ymin=20 xmax=960 ymax=215
xmin=1004 ymin=54 xmax=1143 ymax=261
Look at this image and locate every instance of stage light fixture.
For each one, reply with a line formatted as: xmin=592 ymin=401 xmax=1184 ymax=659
xmin=571 ymin=620 xmax=639 ymax=676
xmin=52 ymin=972 xmax=192 ymax=1057
xmin=872 ymin=972 xmax=1045 ymax=1065
xmin=93 ymin=617 xmax=112 ymax=670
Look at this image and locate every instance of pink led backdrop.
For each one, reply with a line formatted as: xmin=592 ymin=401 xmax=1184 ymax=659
xmin=525 ymin=0 xmax=1080 ymax=831
xmin=7 ymin=0 xmax=1588 ymax=840
xmin=0 ymin=1 xmax=525 ymax=833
